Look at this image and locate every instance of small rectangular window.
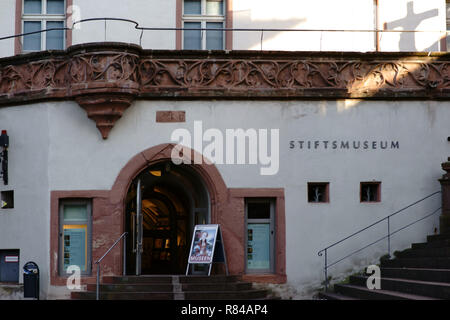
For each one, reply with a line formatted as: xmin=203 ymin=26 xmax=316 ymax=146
xmin=307 ymin=182 xmax=329 ymax=203
xmin=24 ymin=0 xmax=42 ymax=14
xmin=360 ymin=182 xmax=381 ymax=202
xmin=46 ymin=21 xmax=64 ymax=50
xmin=184 ymin=22 xmax=202 ymax=50
xmin=206 ymin=22 xmax=224 ymax=50
xmin=23 ymin=21 xmax=42 ymax=51
xmin=59 ymin=199 xmax=92 ymax=276
xmin=206 ymin=0 xmax=223 ymax=15
xmin=47 ymin=0 xmax=65 ymax=14
xmin=184 ymin=0 xmax=201 ymax=15
xmin=1 ymin=190 xmax=14 ymax=209
xmin=247 ymin=202 xmax=270 ymax=220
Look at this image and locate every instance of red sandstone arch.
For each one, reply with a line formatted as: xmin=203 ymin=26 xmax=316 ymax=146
xmin=51 ymin=143 xmax=285 ymax=285
xmin=109 ymin=143 xmax=229 ymax=225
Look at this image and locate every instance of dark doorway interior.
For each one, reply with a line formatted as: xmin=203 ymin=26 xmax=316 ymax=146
xmin=125 ymin=162 xmax=209 ymax=275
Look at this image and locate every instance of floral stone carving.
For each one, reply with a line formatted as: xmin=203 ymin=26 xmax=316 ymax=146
xmin=1 ymin=43 xmax=450 ymax=138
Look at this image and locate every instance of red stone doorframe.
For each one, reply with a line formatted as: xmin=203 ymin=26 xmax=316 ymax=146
xmin=228 ymin=188 xmax=287 ymax=284
xmin=50 ymin=143 xmax=286 ymax=285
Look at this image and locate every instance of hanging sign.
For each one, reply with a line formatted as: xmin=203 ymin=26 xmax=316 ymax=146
xmin=186 ymin=224 xmax=228 ymax=275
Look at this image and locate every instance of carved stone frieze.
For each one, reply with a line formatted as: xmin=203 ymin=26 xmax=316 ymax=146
xmin=1 ymin=43 xmax=450 ymax=138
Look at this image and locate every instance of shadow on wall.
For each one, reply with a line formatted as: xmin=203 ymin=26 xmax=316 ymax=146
xmin=385 ymin=1 xmax=440 ymax=51
xmin=232 ymin=9 xmax=307 ymax=50
xmin=235 ymin=2 xmax=442 ymax=52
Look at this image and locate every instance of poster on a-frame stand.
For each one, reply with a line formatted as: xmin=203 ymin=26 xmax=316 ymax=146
xmin=185 ymin=224 xmax=228 ymax=276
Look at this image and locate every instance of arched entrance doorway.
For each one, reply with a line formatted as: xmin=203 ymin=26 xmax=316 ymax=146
xmin=124 ymin=160 xmax=210 ymax=275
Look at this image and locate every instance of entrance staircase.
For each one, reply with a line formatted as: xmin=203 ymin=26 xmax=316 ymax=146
xmin=71 ymin=275 xmax=270 ymax=300
xmin=319 ymin=233 xmax=450 ymax=300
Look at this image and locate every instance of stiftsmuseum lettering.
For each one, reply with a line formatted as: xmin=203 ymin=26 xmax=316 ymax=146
xmin=289 ymin=140 xmax=400 ymax=150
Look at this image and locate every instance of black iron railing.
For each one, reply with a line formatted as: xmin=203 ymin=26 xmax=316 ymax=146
xmin=317 ymin=191 xmax=442 ymax=291
xmin=1 ymin=17 xmax=448 ymax=50
xmin=95 ymin=231 xmax=127 ymax=300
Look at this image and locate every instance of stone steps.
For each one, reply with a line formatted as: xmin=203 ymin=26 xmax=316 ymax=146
xmin=381 ymin=268 xmax=450 ymax=283
xmin=72 ymin=289 xmax=268 ymax=300
xmin=86 ymin=282 xmax=253 ymax=292
xmin=394 ymin=247 xmax=450 ymax=258
xmin=349 ymin=275 xmax=450 ymax=299
xmin=319 ymin=232 xmax=450 ymax=300
xmin=411 ymin=239 xmax=450 ymax=250
xmin=72 ymin=275 xmax=268 ymax=300
xmin=102 ymin=275 xmax=241 ymax=284
xmin=318 ymin=291 xmax=357 ymax=300
xmin=381 ymin=257 xmax=450 ymax=269
xmin=332 ymin=284 xmax=438 ymax=300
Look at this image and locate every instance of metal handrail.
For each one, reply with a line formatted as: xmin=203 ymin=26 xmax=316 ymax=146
xmin=1 ymin=17 xmax=449 ymax=48
xmin=317 ymin=191 xmax=441 ymax=291
xmin=95 ymin=231 xmax=127 ymax=300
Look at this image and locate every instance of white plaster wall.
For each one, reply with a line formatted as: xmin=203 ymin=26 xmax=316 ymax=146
xmin=379 ymin=0 xmax=446 ymax=51
xmin=0 ymin=0 xmax=16 ymax=58
xmin=233 ymin=0 xmax=446 ymax=52
xmin=71 ymin=0 xmax=176 ymax=49
xmin=43 ymin=98 xmax=448 ymax=297
xmin=1 ymin=98 xmax=449 ymax=298
xmin=233 ymin=0 xmax=377 ymax=51
xmin=0 ymin=103 xmax=50 ymax=300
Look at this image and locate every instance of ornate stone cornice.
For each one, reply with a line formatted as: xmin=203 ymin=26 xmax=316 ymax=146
xmin=1 ymin=42 xmax=450 ymax=138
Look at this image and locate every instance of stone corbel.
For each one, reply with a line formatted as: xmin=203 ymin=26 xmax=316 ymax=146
xmin=75 ymin=93 xmax=135 ymax=139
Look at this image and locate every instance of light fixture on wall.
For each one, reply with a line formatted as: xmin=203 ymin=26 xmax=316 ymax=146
xmin=0 ymin=130 xmax=9 ymax=185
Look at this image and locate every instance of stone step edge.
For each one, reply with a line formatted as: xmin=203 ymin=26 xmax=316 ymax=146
xmin=351 ymin=275 xmax=450 ymax=288
xmin=317 ymin=291 xmax=358 ymax=300
xmin=334 ymin=284 xmax=439 ymax=300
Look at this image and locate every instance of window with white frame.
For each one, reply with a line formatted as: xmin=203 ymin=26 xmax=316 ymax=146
xmin=183 ymin=0 xmax=225 ymax=50
xmin=447 ymin=0 xmax=450 ymax=50
xmin=22 ymin=0 xmax=66 ymax=52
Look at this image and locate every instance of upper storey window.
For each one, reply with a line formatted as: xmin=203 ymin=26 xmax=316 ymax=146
xmin=183 ymin=0 xmax=225 ymax=50
xmin=447 ymin=1 xmax=450 ymax=50
xmin=22 ymin=0 xmax=65 ymax=52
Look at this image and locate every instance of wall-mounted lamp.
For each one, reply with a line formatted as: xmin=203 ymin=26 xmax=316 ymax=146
xmin=0 ymin=130 xmax=9 ymax=185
